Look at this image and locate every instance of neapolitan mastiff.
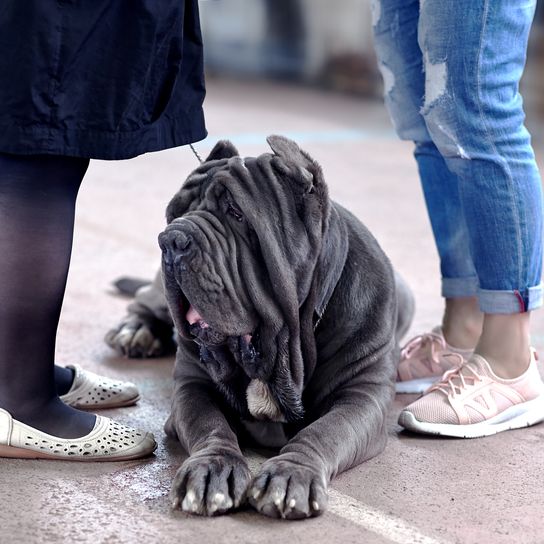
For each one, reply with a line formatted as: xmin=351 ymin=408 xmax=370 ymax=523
xmin=106 ymin=136 xmax=414 ymax=519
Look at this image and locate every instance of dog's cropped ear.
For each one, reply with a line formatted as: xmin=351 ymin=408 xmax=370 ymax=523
xmin=205 ymin=140 xmax=239 ymax=162
xmin=267 ymin=135 xmax=322 ymax=195
xmin=267 ymin=135 xmax=307 ymax=164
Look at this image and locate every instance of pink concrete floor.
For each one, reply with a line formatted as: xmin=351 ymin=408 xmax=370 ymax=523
xmin=1 ymin=78 xmax=544 ymax=544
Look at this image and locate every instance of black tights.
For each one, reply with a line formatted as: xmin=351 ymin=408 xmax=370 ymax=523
xmin=0 ymin=153 xmax=96 ymax=438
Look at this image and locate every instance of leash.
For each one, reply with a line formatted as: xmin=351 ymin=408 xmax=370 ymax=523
xmin=189 ymin=143 xmax=204 ymax=164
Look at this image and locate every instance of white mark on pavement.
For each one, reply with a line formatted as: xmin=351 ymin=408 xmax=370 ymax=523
xmin=248 ymin=453 xmax=447 ymax=544
xmin=328 ymin=489 xmax=446 ymax=544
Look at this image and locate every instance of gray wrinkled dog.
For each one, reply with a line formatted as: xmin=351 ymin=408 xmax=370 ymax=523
xmin=106 ymin=136 xmax=414 ymax=519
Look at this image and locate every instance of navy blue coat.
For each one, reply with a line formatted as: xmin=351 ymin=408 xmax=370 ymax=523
xmin=0 ymin=1 xmax=207 ymax=160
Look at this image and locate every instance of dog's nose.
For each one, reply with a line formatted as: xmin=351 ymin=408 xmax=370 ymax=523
xmin=158 ymin=230 xmax=193 ymax=265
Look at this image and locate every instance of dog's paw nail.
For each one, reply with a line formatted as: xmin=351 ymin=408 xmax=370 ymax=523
xmin=311 ymin=501 xmax=320 ymax=511
xmin=182 ymin=489 xmax=197 ymax=511
xmin=273 ymin=490 xmax=284 ymax=506
xmin=171 ymin=498 xmax=180 ymax=509
xmin=252 ymin=489 xmax=262 ymax=500
xmin=213 ymin=492 xmax=225 ymax=503
xmin=288 ymin=499 xmax=296 ymax=508
xmin=148 ymin=338 xmax=162 ymax=356
xmin=210 ymin=492 xmax=232 ymax=512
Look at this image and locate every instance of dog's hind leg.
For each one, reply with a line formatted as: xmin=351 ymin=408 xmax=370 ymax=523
xmin=105 ymin=269 xmax=176 ymax=358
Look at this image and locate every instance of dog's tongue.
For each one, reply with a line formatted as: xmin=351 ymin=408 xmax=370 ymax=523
xmin=186 ymin=305 xmax=209 ymax=328
xmin=186 ymin=304 xmax=252 ymax=343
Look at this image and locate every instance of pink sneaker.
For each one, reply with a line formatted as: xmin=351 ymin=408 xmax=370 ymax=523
xmin=396 ymin=327 xmax=473 ymax=393
xmin=398 ymin=349 xmax=544 ymax=438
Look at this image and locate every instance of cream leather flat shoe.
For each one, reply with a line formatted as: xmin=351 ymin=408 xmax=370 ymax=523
xmin=0 ymin=408 xmax=156 ymax=461
xmin=60 ymin=365 xmax=140 ymax=409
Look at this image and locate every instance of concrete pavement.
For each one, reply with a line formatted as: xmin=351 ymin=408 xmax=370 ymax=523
xmin=1 ymin=78 xmax=544 ymax=544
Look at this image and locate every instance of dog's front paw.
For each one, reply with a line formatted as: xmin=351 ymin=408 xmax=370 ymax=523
xmin=248 ymin=455 xmax=328 ymax=519
xmin=170 ymin=453 xmax=251 ymax=516
xmin=105 ymin=314 xmax=174 ymax=358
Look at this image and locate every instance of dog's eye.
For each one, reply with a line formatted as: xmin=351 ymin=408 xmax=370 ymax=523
xmin=227 ymin=201 xmax=244 ymax=222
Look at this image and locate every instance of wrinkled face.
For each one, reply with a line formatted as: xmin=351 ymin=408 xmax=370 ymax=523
xmin=158 ymin=137 xmax=328 ymax=421
xmin=159 ymin=167 xmax=263 ymax=375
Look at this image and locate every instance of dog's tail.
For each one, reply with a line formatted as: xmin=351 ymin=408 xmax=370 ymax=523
xmin=112 ymin=277 xmax=152 ymax=297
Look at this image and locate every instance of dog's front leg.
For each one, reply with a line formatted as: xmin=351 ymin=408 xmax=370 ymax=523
xmin=167 ymin=376 xmax=251 ymax=516
xmin=248 ymin=370 xmax=394 ymax=519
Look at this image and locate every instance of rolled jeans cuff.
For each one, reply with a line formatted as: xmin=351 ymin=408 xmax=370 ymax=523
xmin=441 ymin=276 xmax=479 ymax=298
xmin=478 ymin=284 xmax=543 ymax=314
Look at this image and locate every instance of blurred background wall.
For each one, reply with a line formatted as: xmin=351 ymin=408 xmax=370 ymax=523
xmin=200 ymin=0 xmax=544 ymax=139
xmin=200 ymin=0 xmax=380 ymax=93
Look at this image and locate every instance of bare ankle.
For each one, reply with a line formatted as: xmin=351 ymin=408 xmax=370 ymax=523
xmin=475 ymin=313 xmax=532 ymax=379
xmin=441 ymin=296 xmax=483 ymax=349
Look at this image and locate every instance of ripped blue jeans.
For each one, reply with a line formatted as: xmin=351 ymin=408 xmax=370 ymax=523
xmin=372 ymin=0 xmax=543 ymax=313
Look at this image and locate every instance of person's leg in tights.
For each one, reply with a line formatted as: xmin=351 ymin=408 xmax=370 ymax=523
xmin=0 ymin=153 xmax=96 ymax=438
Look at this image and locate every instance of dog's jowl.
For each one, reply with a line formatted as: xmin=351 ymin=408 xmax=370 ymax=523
xmin=107 ymin=136 xmax=414 ymax=519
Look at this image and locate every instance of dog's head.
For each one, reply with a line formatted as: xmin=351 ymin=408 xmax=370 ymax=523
xmin=159 ymin=136 xmax=345 ymax=422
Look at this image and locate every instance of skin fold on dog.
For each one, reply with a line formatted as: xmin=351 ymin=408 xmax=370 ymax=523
xmin=106 ymin=136 xmax=414 ymax=519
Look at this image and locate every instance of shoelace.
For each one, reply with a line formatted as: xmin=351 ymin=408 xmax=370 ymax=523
xmin=430 ymin=361 xmax=482 ymax=398
xmin=400 ymin=332 xmax=445 ymax=360
xmin=400 ymin=332 xmax=463 ymax=376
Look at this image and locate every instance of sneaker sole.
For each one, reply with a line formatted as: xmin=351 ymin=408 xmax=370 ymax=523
xmin=0 ymin=442 xmax=156 ymax=462
xmin=395 ymin=378 xmax=438 ymax=394
xmin=398 ymin=395 xmax=544 ymax=438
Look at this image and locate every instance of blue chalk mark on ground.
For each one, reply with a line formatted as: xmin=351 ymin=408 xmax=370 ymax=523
xmin=198 ymin=128 xmax=395 ymax=149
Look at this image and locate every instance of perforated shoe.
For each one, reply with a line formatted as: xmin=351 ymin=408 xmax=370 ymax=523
xmin=396 ymin=327 xmax=473 ymax=393
xmin=0 ymin=408 xmax=157 ymax=461
xmin=60 ymin=365 xmax=140 ymax=409
xmin=398 ymin=349 xmax=544 ymax=438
